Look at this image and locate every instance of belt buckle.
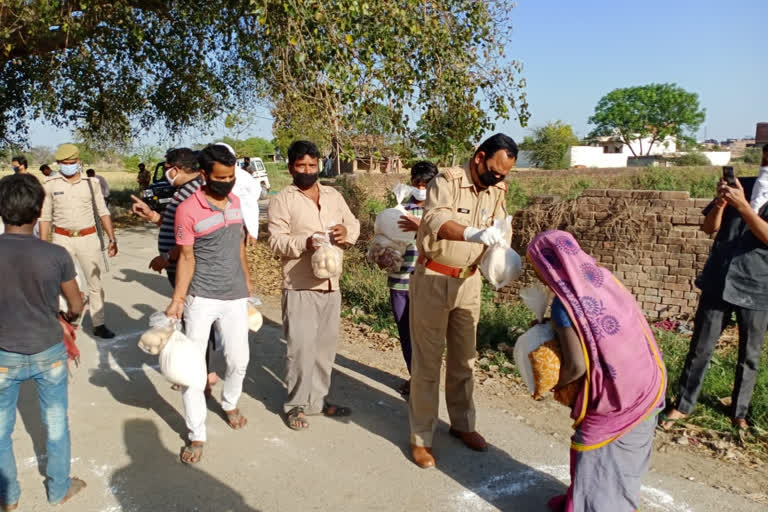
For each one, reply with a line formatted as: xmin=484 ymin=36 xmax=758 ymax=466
xmin=71 ymin=230 xmax=81 ymax=237
xmin=458 ymin=266 xmax=473 ymax=279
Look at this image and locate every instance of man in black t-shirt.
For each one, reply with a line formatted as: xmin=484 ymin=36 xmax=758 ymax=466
xmin=0 ymin=174 xmax=87 ymax=508
xmin=661 ymin=176 xmax=768 ymax=431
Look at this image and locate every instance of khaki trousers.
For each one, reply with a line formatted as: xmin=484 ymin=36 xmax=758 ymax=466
xmin=282 ymin=289 xmax=342 ymax=414
xmin=408 ymin=266 xmax=482 ymax=447
xmin=52 ymin=233 xmax=105 ymax=327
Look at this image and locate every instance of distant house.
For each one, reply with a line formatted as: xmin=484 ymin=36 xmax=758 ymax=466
xmin=328 ymin=135 xmax=403 ymax=175
xmin=586 ymin=134 xmax=677 ymax=156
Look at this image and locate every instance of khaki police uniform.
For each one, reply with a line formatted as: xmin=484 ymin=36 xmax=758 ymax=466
xmin=41 ymin=174 xmax=110 ymax=327
xmin=408 ymin=162 xmax=509 ymax=447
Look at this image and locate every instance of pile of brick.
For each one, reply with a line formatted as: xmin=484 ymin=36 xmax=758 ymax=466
xmin=502 ymin=189 xmax=714 ymax=320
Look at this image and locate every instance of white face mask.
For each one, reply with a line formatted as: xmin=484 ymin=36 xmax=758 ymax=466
xmin=59 ymin=163 xmax=80 ymax=176
xmin=412 ymin=187 xmax=427 ymax=201
xmin=165 ymin=168 xmax=179 ymax=187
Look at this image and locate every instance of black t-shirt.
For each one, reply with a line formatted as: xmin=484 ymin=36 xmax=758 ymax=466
xmin=698 ymin=178 xmax=768 ymax=310
xmin=0 ymin=233 xmax=76 ymax=354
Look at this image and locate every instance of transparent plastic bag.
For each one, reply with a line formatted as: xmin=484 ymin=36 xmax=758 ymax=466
xmin=513 ymin=286 xmax=558 ymax=397
xmin=138 ymin=312 xmax=178 ymax=355
xmin=247 ymin=296 xmax=263 ymax=332
xmin=311 ymin=232 xmax=344 ymax=279
xmin=373 ymin=183 xmax=416 ymax=244
xmin=159 ymin=329 xmax=207 ymax=389
xmin=479 ymin=216 xmax=521 ymax=290
xmin=367 ymin=236 xmax=405 ymax=273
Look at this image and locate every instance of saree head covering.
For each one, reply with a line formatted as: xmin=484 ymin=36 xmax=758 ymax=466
xmin=527 ymin=230 xmax=665 ymax=451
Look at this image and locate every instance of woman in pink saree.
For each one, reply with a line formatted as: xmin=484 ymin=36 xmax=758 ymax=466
xmin=527 ymin=231 xmax=666 ymax=511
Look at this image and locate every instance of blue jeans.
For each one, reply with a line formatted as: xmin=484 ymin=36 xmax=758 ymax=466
xmin=0 ymin=343 xmax=71 ymax=505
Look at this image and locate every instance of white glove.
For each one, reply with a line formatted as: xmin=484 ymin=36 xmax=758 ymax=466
xmin=463 ymin=225 xmax=504 ymax=246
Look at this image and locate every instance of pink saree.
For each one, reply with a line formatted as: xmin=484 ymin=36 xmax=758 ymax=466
xmin=527 ymin=231 xmax=666 ymax=511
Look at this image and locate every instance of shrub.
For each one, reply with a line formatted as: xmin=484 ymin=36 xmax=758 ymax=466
xmin=743 ymin=148 xmax=762 ymax=165
xmin=674 ymin=152 xmax=710 ymax=167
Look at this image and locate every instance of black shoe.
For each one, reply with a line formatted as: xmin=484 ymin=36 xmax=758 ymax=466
xmin=93 ymin=325 xmax=115 ymax=339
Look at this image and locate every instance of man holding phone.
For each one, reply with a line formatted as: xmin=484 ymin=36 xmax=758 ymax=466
xmin=660 ymin=162 xmax=768 ymax=431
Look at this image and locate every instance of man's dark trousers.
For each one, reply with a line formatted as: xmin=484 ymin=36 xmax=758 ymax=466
xmin=677 ymin=291 xmax=768 ymax=419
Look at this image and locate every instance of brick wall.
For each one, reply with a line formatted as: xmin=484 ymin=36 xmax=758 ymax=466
xmin=499 ymin=189 xmax=715 ymax=320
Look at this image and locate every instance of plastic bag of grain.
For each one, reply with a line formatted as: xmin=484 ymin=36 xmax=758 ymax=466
xmin=247 ymin=296 xmax=263 ymax=333
xmin=479 ymin=216 xmax=521 ymax=290
xmin=513 ymin=286 xmax=561 ymax=398
xmin=373 ymin=183 xmax=417 ymax=245
xmin=367 ymin=234 xmax=405 ymax=272
xmin=138 ymin=312 xmax=178 ymax=355
xmin=311 ymin=233 xmax=344 ymax=279
xmin=159 ymin=330 xmax=206 ymax=389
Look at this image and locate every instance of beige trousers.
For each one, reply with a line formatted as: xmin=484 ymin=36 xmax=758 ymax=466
xmin=52 ymin=233 xmax=106 ymax=327
xmin=281 ymin=289 xmax=342 ymax=414
xmin=408 ymin=266 xmax=482 ymax=447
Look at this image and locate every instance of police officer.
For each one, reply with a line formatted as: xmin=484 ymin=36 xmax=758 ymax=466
xmin=408 ymin=133 xmax=518 ymax=468
xmin=39 ymin=144 xmax=118 ymax=339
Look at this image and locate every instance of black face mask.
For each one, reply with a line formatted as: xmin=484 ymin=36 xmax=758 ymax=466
xmin=478 ymin=160 xmax=505 ymax=187
xmin=293 ymin=172 xmax=319 ymax=190
xmin=207 ymin=179 xmax=235 ymax=197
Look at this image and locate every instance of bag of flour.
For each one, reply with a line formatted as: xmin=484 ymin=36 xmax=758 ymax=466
xmin=373 ymin=183 xmax=416 ymax=248
xmin=513 ymin=286 xmax=557 ymax=397
xmin=159 ymin=330 xmax=206 ymax=389
xmin=311 ymin=233 xmax=344 ymax=279
xmin=247 ymin=296 xmax=263 ymax=333
xmin=479 ymin=216 xmax=521 ymax=290
xmin=138 ymin=312 xmax=177 ymax=355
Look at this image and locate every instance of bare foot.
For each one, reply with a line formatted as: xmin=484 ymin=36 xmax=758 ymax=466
xmin=658 ymin=409 xmax=688 ymax=431
xmin=58 ymin=477 xmax=86 ymax=505
xmin=732 ymin=417 xmax=749 ymax=430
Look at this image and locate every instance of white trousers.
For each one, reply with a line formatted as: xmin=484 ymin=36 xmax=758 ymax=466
xmin=182 ymin=296 xmax=249 ymax=442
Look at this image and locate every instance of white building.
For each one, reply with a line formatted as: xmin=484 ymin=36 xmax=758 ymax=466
xmin=590 ymin=135 xmax=677 ymax=156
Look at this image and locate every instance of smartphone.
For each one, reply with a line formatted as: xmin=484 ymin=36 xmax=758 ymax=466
xmin=723 ymin=166 xmax=736 ymax=187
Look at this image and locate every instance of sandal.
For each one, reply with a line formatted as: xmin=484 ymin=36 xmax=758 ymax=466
xmin=286 ymin=407 xmax=309 ymax=431
xmin=225 ymin=409 xmax=247 ymax=430
xmin=657 ymin=410 xmax=687 ymax=432
xmin=181 ymin=442 xmax=204 ymax=464
xmin=322 ymin=402 xmax=352 ymax=417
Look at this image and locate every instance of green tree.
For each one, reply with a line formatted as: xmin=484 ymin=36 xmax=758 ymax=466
xmin=1 ymin=1 xmax=527 ymax=149
xmin=415 ymin=90 xmax=489 ymax=166
xmin=520 ymin=121 xmax=579 ymax=169
xmin=221 ymin=136 xmax=275 ymax=158
xmin=588 ymin=83 xmax=705 ymax=157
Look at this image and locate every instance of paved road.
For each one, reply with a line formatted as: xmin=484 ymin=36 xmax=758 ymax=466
xmin=10 ymin=227 xmax=763 ymax=511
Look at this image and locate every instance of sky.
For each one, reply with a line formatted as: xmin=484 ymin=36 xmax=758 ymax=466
xmin=26 ymin=0 xmax=767 ymax=150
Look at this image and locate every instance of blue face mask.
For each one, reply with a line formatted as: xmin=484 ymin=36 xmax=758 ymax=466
xmin=59 ymin=163 xmax=80 ymax=176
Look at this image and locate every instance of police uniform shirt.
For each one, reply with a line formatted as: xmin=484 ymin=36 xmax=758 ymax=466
xmin=40 ymin=174 xmax=110 ymax=231
xmin=417 ymin=162 xmax=509 ymax=268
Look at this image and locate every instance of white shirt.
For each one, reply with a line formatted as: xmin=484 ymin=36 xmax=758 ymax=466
xmin=234 ymin=166 xmax=261 ymax=238
xmin=750 ymin=166 xmax=768 ymax=213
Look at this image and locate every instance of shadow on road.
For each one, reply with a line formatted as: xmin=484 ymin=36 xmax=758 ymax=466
xmin=88 ymin=302 xmax=187 ymax=439
xmin=110 ymin=419 xmax=261 ymax=512
xmin=243 ymin=307 xmax=566 ymax=510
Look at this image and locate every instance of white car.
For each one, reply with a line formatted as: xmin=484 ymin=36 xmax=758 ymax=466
xmin=237 ymin=157 xmax=270 ymax=200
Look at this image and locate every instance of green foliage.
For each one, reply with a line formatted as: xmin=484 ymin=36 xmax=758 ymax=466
xmin=588 ymin=83 xmax=706 ymax=157
xmin=520 ymin=121 xmax=579 ymax=169
xmin=478 ymin=284 xmax=534 ymax=350
xmin=505 ymin=180 xmax=531 ymax=214
xmin=743 ymin=148 xmax=763 ymax=165
xmin=221 ymin=136 xmax=275 ymax=159
xmin=674 ymin=152 xmax=710 ymax=167
xmin=629 ymin=166 xmax=719 ymax=198
xmin=340 ymin=249 xmax=398 ymax=336
xmin=415 ymin=93 xmax=489 ymax=166
xmin=1 ymin=2 xmax=527 ymax=149
xmin=264 ymin=162 xmax=292 ymax=193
